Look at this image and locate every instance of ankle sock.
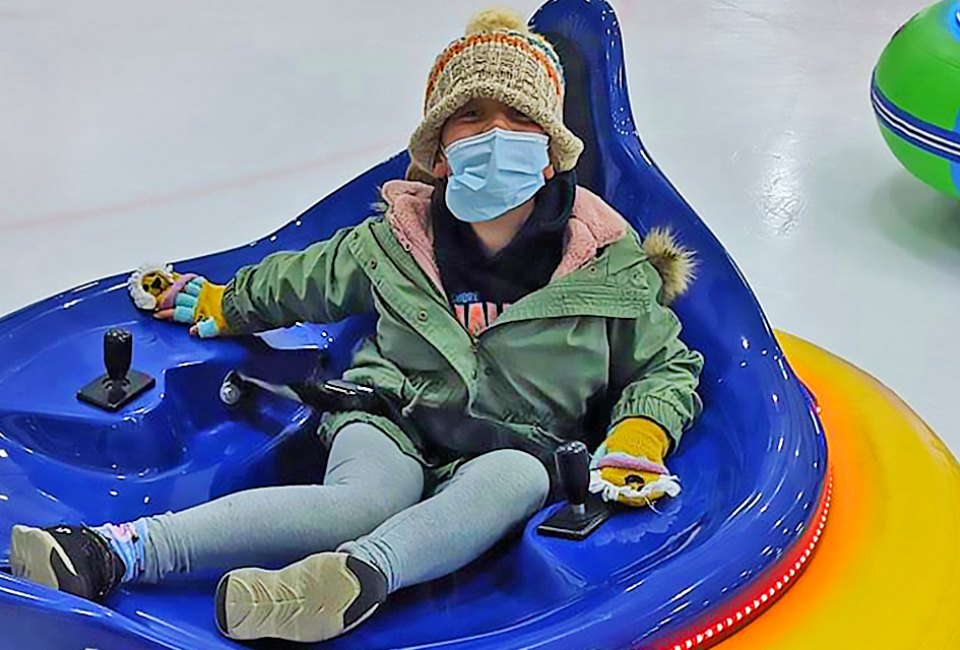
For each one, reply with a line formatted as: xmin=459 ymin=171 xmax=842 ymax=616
xmin=92 ymin=520 xmax=149 ymax=583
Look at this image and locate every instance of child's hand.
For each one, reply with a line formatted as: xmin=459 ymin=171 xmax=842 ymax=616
xmin=128 ymin=263 xmax=227 ymax=338
xmin=154 ymin=276 xmax=228 ymax=338
xmin=589 ymin=418 xmax=681 ymax=508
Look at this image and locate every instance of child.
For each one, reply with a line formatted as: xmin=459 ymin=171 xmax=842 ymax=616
xmin=9 ymin=7 xmax=702 ymax=645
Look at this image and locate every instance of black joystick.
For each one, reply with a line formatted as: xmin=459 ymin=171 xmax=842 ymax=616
xmin=77 ymin=328 xmax=156 ymax=411
xmin=557 ymin=441 xmax=590 ymax=514
xmin=105 ymin=329 xmax=132 ymax=379
xmin=536 ymin=441 xmax=611 ymax=540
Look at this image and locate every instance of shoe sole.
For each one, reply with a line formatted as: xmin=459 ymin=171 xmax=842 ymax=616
xmin=9 ymin=525 xmax=77 ymax=591
xmin=215 ymin=553 xmax=382 ymax=643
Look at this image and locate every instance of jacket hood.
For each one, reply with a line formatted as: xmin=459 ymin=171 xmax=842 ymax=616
xmin=377 ymin=180 xmax=694 ymax=304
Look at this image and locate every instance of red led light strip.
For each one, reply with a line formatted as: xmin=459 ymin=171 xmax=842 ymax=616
xmin=657 ymin=472 xmax=833 ymax=650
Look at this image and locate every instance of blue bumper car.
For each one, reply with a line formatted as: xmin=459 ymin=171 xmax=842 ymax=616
xmin=0 ymin=1 xmax=828 ymax=648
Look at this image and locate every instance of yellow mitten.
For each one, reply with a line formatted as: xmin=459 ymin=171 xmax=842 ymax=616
xmin=589 ymin=418 xmax=681 ymax=508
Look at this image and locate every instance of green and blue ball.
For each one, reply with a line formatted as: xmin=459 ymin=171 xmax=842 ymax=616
xmin=872 ymin=0 xmax=960 ymax=200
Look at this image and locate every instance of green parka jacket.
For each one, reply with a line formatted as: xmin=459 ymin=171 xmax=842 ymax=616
xmin=222 ymin=180 xmax=703 ymax=482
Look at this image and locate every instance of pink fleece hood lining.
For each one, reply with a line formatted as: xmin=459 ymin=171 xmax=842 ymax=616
xmin=380 ymin=180 xmax=628 ymax=296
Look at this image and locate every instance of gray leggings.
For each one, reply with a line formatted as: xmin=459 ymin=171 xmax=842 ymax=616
xmin=135 ymin=422 xmax=549 ymax=593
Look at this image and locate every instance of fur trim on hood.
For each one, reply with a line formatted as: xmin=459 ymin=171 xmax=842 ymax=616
xmin=405 ymin=161 xmax=438 ymax=185
xmin=642 ymin=227 xmax=696 ymax=304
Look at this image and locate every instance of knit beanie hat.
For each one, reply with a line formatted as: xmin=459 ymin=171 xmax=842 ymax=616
xmin=408 ymin=7 xmax=584 ymax=178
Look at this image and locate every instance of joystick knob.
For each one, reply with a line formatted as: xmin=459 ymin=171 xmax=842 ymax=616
xmin=104 ymin=328 xmax=133 ymax=385
xmin=556 ymin=441 xmax=590 ymax=515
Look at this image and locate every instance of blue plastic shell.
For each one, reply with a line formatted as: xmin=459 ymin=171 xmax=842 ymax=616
xmin=0 ymin=1 xmax=826 ymax=648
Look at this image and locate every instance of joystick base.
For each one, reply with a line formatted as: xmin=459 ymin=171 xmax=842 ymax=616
xmin=536 ymin=495 xmax=610 ymax=540
xmin=77 ymin=370 xmax=155 ymax=412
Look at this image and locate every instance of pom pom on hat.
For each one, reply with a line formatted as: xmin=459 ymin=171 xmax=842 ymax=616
xmin=465 ymin=7 xmax=528 ymax=35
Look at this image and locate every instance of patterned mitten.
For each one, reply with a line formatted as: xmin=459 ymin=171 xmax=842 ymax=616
xmin=128 ymin=263 xmax=227 ymax=338
xmin=590 ymin=418 xmax=681 ymax=508
xmin=127 ymin=263 xmax=180 ymax=310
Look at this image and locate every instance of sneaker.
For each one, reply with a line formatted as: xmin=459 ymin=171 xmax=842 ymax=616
xmin=9 ymin=524 xmax=125 ymax=602
xmin=215 ymin=552 xmax=387 ymax=643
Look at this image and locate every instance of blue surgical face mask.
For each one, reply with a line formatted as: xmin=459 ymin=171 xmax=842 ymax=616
xmin=443 ymin=127 xmax=550 ymax=223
